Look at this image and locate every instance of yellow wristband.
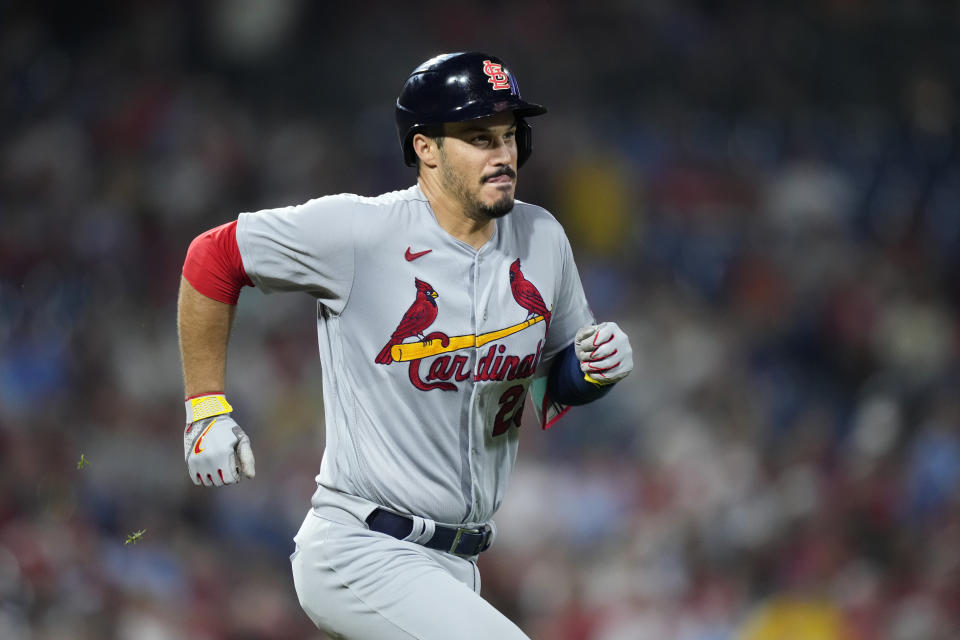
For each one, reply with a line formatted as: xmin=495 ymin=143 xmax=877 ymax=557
xmin=186 ymin=394 xmax=233 ymax=423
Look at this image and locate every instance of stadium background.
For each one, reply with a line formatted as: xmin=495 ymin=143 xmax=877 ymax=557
xmin=1 ymin=1 xmax=958 ymax=638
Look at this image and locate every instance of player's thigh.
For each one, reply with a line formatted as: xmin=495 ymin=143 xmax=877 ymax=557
xmin=290 ymin=513 xmax=528 ymax=640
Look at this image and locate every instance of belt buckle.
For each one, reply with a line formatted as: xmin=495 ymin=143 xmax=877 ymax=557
xmin=449 ymin=525 xmax=490 ymax=557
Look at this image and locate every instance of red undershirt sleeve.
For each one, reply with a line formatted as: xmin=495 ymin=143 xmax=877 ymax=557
xmin=182 ymin=220 xmax=254 ymax=305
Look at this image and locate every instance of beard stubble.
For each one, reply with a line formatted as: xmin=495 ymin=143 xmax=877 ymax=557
xmin=439 ymin=158 xmax=515 ymax=222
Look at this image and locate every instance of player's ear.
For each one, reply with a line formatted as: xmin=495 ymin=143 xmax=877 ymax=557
xmin=412 ymin=133 xmax=440 ymax=169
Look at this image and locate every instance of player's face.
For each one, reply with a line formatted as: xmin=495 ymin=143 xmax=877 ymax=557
xmin=437 ymin=112 xmax=519 ymax=221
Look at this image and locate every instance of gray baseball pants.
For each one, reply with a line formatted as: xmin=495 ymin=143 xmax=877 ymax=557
xmin=290 ymin=507 xmax=530 ymax=639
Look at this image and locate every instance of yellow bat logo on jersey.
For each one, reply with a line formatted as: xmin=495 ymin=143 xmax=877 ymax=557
xmin=390 ymin=313 xmax=547 ymax=362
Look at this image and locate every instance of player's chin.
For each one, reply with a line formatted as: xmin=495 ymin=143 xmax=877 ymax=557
xmin=480 ymin=193 xmax=515 ymax=219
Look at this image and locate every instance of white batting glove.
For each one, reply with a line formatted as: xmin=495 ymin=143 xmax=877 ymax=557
xmin=575 ymin=322 xmax=634 ymax=386
xmin=183 ymin=394 xmax=255 ymax=487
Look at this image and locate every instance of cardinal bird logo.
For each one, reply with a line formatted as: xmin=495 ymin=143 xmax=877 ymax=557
xmin=376 ymin=278 xmax=441 ymax=365
xmin=509 ymin=259 xmax=551 ymax=330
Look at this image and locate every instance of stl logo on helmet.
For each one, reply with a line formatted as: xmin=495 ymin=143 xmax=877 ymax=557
xmin=482 ymin=60 xmax=512 ymax=91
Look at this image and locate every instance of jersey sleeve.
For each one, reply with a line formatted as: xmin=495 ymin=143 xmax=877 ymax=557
xmin=235 ymin=195 xmax=356 ymax=313
xmin=182 ymin=220 xmax=254 ymax=305
xmin=541 ymin=231 xmax=595 ymax=364
xmin=530 ymin=226 xmax=596 ymax=429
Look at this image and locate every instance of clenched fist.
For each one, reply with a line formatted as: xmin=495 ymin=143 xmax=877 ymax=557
xmin=575 ymin=322 xmax=634 ymax=385
xmin=184 ymin=394 xmax=255 ymax=486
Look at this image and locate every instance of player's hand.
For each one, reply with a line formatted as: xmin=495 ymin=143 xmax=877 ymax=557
xmin=574 ymin=322 xmax=634 ymax=386
xmin=183 ymin=394 xmax=256 ymax=487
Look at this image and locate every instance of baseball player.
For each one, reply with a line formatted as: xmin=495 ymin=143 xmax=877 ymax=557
xmin=178 ymin=52 xmax=634 ymax=639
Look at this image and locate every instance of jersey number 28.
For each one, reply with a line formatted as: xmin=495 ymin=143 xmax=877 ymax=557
xmin=492 ymin=385 xmax=526 ymax=437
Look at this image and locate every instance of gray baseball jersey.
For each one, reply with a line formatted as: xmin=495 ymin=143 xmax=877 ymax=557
xmin=236 ymin=184 xmax=593 ymax=525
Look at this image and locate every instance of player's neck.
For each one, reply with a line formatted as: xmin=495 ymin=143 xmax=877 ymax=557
xmin=418 ymin=177 xmax=496 ymax=250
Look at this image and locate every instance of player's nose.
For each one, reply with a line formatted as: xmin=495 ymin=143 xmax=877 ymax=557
xmin=490 ymin=136 xmax=515 ymax=166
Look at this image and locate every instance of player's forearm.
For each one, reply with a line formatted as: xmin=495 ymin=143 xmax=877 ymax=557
xmin=178 ymin=276 xmax=237 ymax=397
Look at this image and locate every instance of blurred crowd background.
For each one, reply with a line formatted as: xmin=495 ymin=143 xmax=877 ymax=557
xmin=1 ymin=1 xmax=958 ymax=639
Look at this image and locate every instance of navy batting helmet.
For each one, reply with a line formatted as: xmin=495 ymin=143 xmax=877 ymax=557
xmin=396 ymin=52 xmax=547 ymax=167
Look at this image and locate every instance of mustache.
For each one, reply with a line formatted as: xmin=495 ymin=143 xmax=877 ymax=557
xmin=483 ymin=167 xmax=516 ymax=182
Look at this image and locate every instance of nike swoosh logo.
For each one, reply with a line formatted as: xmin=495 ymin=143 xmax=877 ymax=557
xmin=405 ymin=247 xmax=432 ymax=261
xmin=194 ymin=418 xmax=217 ymax=455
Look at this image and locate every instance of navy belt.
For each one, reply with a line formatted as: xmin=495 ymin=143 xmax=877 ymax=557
xmin=365 ymin=508 xmax=493 ymax=557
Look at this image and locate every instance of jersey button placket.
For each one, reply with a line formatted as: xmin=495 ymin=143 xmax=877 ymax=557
xmin=472 ymin=248 xmax=494 ymax=514
xmin=466 ymin=251 xmax=486 ymax=522
xmin=472 ymin=396 xmax=482 ymax=456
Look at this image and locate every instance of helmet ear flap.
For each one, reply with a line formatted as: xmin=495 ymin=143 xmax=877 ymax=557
xmin=516 ymin=119 xmax=533 ymax=168
xmin=402 ymin=127 xmax=420 ymax=167
xmin=403 ymin=124 xmax=444 ymax=167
